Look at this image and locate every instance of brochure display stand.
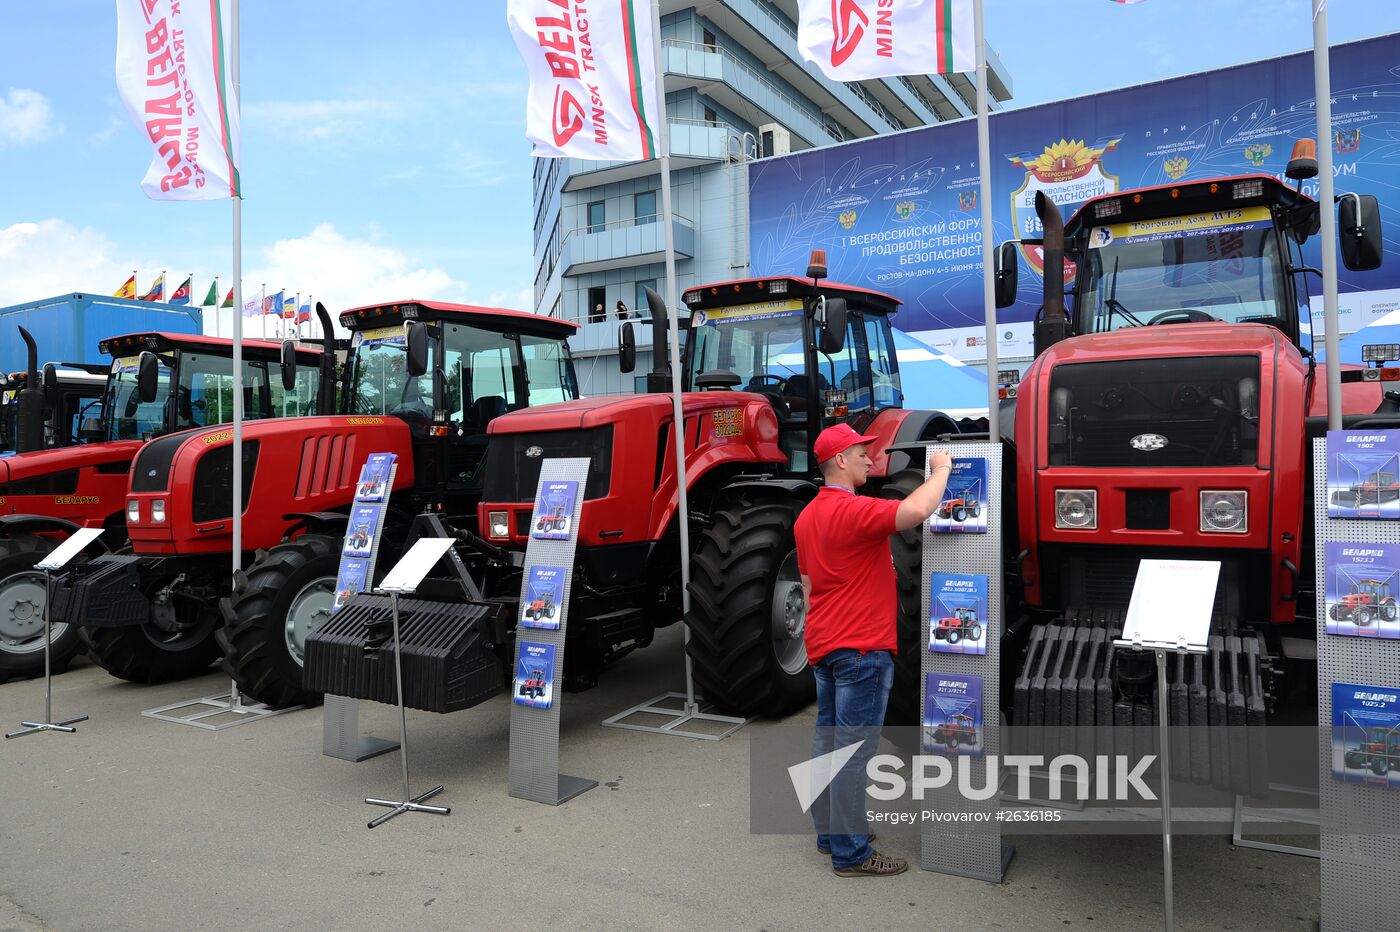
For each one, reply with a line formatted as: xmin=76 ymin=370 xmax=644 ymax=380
xmin=508 ymin=458 xmax=597 ymax=805
xmin=919 ymin=442 xmax=1011 ymax=882
xmin=6 ymin=527 xmax=102 ymax=740
xmin=1314 ymin=434 xmax=1400 ymax=931
xmin=363 ymin=536 xmax=456 ymax=829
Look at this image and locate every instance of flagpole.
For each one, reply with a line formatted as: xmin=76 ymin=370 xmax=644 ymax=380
xmin=1314 ymin=0 xmax=1341 ymax=431
xmin=974 ymin=0 xmax=998 ymax=442
xmin=232 ymin=0 xmax=244 ymax=588
xmin=649 ymin=3 xmax=696 ymax=715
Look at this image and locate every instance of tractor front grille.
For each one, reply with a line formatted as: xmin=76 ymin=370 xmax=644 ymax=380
xmin=482 ymin=426 xmax=613 ymax=502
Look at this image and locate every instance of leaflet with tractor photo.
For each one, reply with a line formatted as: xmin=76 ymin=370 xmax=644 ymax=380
xmin=923 ymin=672 xmax=983 ymax=756
xmin=929 ymin=572 xmax=988 ymax=655
xmin=520 ymin=565 xmax=566 ymax=630
xmin=355 ymin=452 xmax=396 ymax=503
xmin=929 ymin=456 xmax=988 ymax=533
xmin=1325 ymin=541 xmax=1400 ymax=639
xmin=1332 ymin=682 xmax=1400 ymax=788
xmin=344 ymin=503 xmax=382 ymax=557
xmin=1327 ymin=430 xmax=1400 ymax=519
xmin=332 ymin=557 xmax=370 ymax=612
xmin=514 ymin=641 xmax=557 ymax=709
xmin=531 ymin=480 xmax=579 ymax=541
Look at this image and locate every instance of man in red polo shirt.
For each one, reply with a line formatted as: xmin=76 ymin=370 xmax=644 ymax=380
xmin=795 ymin=422 xmax=952 ymax=877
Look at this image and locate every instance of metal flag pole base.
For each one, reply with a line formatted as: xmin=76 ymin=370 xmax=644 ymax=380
xmin=363 ymin=589 xmax=449 ymax=828
xmin=142 ymin=682 xmax=304 ymax=730
xmin=7 ymin=567 xmax=88 ymax=740
xmin=601 ymin=691 xmax=747 ymax=741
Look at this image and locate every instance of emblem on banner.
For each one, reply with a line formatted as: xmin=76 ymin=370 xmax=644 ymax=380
xmin=1163 ymin=156 xmax=1189 ymax=180
xmin=838 ymin=209 xmax=858 ymax=230
xmin=1008 ymin=137 xmax=1120 ymax=282
xmin=958 ymin=191 xmax=977 ymax=211
xmin=1243 ymin=143 xmax=1272 ymax=167
xmin=895 ymin=201 xmax=917 ymax=220
xmin=1334 ymin=129 xmax=1361 ymax=153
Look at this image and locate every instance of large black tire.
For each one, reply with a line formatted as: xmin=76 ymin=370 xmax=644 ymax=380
xmin=82 ymin=600 xmax=220 ymax=683
xmin=217 ymin=534 xmax=340 ymax=708
xmin=878 ymin=468 xmax=926 ymax=728
xmin=686 ymin=495 xmax=814 ymax=717
xmin=0 ymin=534 xmax=79 ymax=679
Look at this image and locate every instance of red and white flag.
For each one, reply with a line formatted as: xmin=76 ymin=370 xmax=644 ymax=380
xmin=115 ymin=0 xmax=240 ymax=200
xmin=507 ymin=0 xmax=664 ymax=161
xmin=797 ymin=0 xmax=975 ymax=81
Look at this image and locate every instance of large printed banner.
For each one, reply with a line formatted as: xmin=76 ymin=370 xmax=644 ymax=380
xmin=115 ymin=0 xmax=240 ymax=200
xmin=749 ymin=33 xmax=1400 ymax=356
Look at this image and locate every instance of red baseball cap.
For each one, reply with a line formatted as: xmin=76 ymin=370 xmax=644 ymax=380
xmin=814 ymin=423 xmax=880 ymax=464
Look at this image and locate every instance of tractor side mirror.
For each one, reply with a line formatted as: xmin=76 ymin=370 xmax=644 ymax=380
xmin=405 ymin=321 xmax=429 ymax=377
xmin=279 ymin=340 xmax=298 ymax=391
xmin=137 ymin=351 xmax=160 ymax=404
xmin=619 ymin=322 xmax=636 ymax=374
xmin=1339 ymin=193 xmax=1383 ymax=272
xmin=817 ymin=297 xmax=847 ymax=355
xmin=994 ymin=241 xmax=1020 ymax=308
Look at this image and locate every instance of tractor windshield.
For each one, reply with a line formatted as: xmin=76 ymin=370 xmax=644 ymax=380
xmin=102 ymin=354 xmax=172 ymax=441
xmin=347 ymin=325 xmax=427 ymax=419
xmin=1080 ymin=206 xmax=1289 ymax=335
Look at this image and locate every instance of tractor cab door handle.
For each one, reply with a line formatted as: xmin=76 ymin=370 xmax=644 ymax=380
xmin=1281 ymin=559 xmax=1300 ymax=602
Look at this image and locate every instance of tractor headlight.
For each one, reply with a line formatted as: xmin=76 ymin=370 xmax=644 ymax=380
xmin=488 ymin=510 xmax=510 ymax=540
xmin=151 ymin=499 xmax=167 ymax=523
xmin=127 ymin=499 xmax=141 ymax=524
xmin=1200 ymin=491 xmax=1247 ymax=533
xmin=1054 ymin=489 xmax=1097 ymax=529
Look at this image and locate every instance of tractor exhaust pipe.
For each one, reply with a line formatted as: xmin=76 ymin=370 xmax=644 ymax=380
xmin=644 ymin=286 xmax=672 ymax=394
xmin=15 ymin=326 xmax=45 ymax=453
xmin=1034 ymin=190 xmax=1072 ymax=357
xmin=314 ymin=302 xmax=337 ymax=416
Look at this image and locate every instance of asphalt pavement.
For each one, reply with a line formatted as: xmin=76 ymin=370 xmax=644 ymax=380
xmin=2 ymin=626 xmax=1319 ymax=932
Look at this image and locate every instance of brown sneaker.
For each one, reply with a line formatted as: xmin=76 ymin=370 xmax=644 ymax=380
xmin=818 ymin=831 xmax=875 ymax=856
xmin=833 ymin=850 xmax=908 ymax=878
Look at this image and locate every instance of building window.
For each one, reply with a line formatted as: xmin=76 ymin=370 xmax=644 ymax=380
xmin=587 ymin=200 xmax=605 ymax=234
xmin=635 ymin=191 xmax=657 ymax=225
xmin=702 ymin=29 xmax=717 ymax=50
xmin=703 ymin=106 xmax=718 ymax=127
xmin=635 ymin=279 xmax=657 ymax=317
xmin=588 ymin=286 xmax=607 ymax=323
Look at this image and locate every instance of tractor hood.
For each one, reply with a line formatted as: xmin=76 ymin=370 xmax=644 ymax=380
xmin=1037 ymin=321 xmax=1287 ymax=367
xmin=0 ymin=440 xmax=144 ymax=486
xmin=486 ymin=390 xmax=782 ymax=435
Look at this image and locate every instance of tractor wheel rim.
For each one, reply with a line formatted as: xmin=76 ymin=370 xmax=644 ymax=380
xmin=771 ymin=549 xmax=808 ymax=676
xmin=0 ymin=570 xmax=59 ymax=653
xmin=286 ymin=576 xmax=337 ymax=667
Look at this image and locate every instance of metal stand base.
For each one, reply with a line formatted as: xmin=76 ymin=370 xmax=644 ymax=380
xmin=365 ymin=784 xmax=450 ymax=828
xmin=1231 ymin=785 xmax=1321 ymax=860
xmin=601 ymin=691 xmax=746 ymax=741
xmin=6 ymin=713 xmax=88 ymax=740
xmin=142 ymin=688 xmax=303 ymax=731
xmin=322 ymin=695 xmax=398 ymax=761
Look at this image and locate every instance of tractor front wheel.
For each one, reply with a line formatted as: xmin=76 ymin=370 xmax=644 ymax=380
xmin=218 ymin=534 xmax=340 ymax=708
xmin=970 ymin=623 xmax=983 ymax=641
xmin=947 ymin=629 xmax=962 ymax=644
xmin=1373 ymin=756 xmax=1391 ymax=777
xmin=952 ymin=505 xmax=966 ymax=522
xmin=0 ymin=534 xmax=80 ymax=680
xmin=82 ymin=574 xmax=220 ymax=684
xmin=1359 ymin=607 xmax=1375 ymax=626
xmin=686 ymin=495 xmax=813 ymax=717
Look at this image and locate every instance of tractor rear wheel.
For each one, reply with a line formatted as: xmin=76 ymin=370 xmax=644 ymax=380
xmin=218 ymin=534 xmax=340 ymax=708
xmin=878 ymin=468 xmax=926 ymax=728
xmin=0 ymin=534 xmax=79 ymax=679
xmin=686 ymin=495 xmax=813 ymax=717
xmin=82 ymin=582 xmax=220 ymax=683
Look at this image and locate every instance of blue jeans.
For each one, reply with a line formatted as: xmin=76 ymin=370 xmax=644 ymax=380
xmin=811 ymin=648 xmax=894 ymax=869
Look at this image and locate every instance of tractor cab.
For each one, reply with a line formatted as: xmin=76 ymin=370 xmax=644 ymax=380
xmin=678 ymin=262 xmax=903 ymax=473
xmin=0 ymin=364 xmax=108 ymax=453
xmin=97 ymin=332 xmax=324 ymax=442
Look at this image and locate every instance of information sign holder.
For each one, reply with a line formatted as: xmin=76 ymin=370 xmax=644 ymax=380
xmin=1113 ymin=558 xmax=1218 ymax=932
xmin=6 ymin=527 xmax=103 ymax=740
xmin=363 ymin=536 xmax=456 ymax=829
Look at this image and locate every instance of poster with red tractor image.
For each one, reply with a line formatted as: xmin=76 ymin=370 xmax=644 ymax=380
xmin=513 ymin=641 xmax=557 ymax=709
xmin=520 ymin=565 xmax=565 ymax=630
xmin=1325 ymin=542 xmax=1400 ymax=639
xmin=929 ymin=572 xmax=988 ymax=655
xmin=929 ymin=457 xmax=988 ymax=533
xmin=922 ymin=673 xmax=983 ymax=756
xmin=531 ymin=480 xmax=579 ymax=541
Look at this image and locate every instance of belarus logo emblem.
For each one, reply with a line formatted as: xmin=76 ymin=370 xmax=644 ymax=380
xmin=1243 ymin=143 xmax=1272 ymax=167
xmin=829 ymin=0 xmax=869 ymax=67
xmin=895 ymin=201 xmax=916 ymax=220
xmin=958 ymin=191 xmax=977 ymax=211
xmin=1008 ymin=137 xmax=1121 ymax=281
xmin=1163 ymin=157 xmax=1189 ymax=180
xmin=838 ymin=209 xmax=858 ymax=230
xmin=1335 ymin=129 xmax=1361 ymax=153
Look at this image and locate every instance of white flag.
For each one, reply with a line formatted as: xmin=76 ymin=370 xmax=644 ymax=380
xmin=242 ymin=292 xmax=261 ymax=318
xmin=797 ymin=0 xmax=975 ymax=81
xmin=115 ymin=0 xmax=241 ymax=200
xmin=506 ymin=0 xmax=664 ymax=161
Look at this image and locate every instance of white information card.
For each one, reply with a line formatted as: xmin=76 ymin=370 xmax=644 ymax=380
xmin=377 ymin=538 xmax=454 ymax=594
xmin=1120 ymin=558 xmax=1220 ymax=652
xmin=36 ymin=527 xmax=105 ymax=571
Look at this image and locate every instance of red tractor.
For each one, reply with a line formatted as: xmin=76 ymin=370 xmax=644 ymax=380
xmin=1329 ymin=578 xmax=1398 ymax=626
xmin=52 ymin=300 xmax=580 ymax=705
xmin=934 ymin=495 xmax=982 ymax=523
xmin=1344 ymin=725 xmax=1400 ymax=776
xmin=929 ymin=712 xmax=978 ymax=750
xmin=524 ymin=592 xmax=557 ymax=622
xmin=519 ymin=669 xmax=548 ymax=700
xmin=534 ymin=504 xmax=568 ymax=533
xmin=0 ymin=326 xmax=326 ymax=680
xmin=933 ymin=606 xmax=983 ymax=645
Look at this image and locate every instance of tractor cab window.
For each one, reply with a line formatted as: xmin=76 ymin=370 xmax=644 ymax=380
xmin=520 ymin=334 xmax=579 ymax=406
xmin=348 ymin=325 xmax=429 ymax=424
xmin=175 ymin=353 xmax=271 ymax=430
xmin=686 ymin=302 xmax=811 ymax=416
xmin=443 ymin=324 xmax=517 ymax=433
xmin=1080 ymin=209 xmax=1290 ymax=337
xmin=104 ymin=354 xmax=171 ymax=441
xmin=269 ymin=359 xmax=321 ymax=417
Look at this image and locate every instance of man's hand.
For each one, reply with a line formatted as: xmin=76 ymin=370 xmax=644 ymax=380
xmin=894 ymin=452 xmax=957 ymax=531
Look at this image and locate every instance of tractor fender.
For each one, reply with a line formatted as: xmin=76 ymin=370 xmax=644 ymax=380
xmin=281 ymin=511 xmax=350 ymax=539
xmin=719 ymin=477 xmax=820 ymax=501
xmin=0 ymin=514 xmax=111 ymax=552
xmin=885 ymin=410 xmax=967 ymax=475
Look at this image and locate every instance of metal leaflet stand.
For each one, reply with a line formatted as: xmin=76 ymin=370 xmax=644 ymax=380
xmin=6 ymin=527 xmax=103 ymax=740
xmin=364 ymin=537 xmax=456 ymax=829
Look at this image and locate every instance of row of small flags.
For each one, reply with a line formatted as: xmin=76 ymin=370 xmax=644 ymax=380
xmin=112 ymin=272 xmax=312 ymax=323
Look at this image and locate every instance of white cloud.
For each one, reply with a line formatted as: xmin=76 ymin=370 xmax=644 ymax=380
xmin=0 ymin=88 xmax=56 ymax=147
xmin=0 ymin=220 xmax=131 ymax=305
xmin=242 ymin=98 xmax=399 ymax=139
xmin=485 ymin=286 xmax=535 ymax=311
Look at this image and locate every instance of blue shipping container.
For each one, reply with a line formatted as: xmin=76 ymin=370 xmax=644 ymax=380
xmin=0 ymin=293 xmax=202 ymax=375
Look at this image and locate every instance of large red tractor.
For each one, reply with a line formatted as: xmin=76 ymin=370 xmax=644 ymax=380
xmin=53 ymin=300 xmax=579 ymax=702
xmin=0 ymin=328 xmax=325 ymax=679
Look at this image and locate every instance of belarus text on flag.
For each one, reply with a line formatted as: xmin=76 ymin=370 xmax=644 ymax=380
xmin=507 ymin=0 xmax=664 ymax=161
xmin=796 ymin=0 xmax=975 ymax=81
xmin=114 ymin=0 xmax=241 ymax=200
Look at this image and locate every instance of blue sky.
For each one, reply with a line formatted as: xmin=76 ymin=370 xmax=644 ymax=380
xmin=0 ymin=1 xmax=1394 ymax=335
